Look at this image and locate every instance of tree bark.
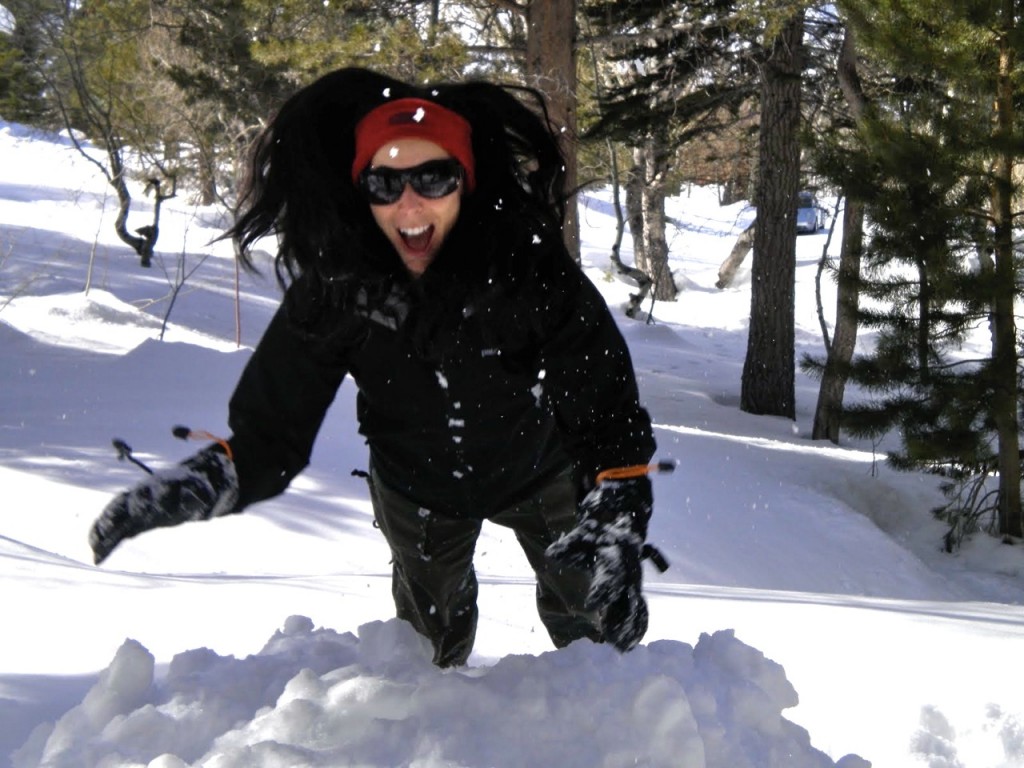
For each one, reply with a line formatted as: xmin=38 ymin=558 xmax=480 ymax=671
xmin=810 ymin=25 xmax=867 ymax=443
xmin=637 ymin=135 xmax=675 ymax=302
xmin=717 ymin=222 xmax=755 ymax=289
xmin=990 ymin=0 xmax=1022 ymax=538
xmin=608 ymin=144 xmax=654 ymax=318
xmin=109 ymin=157 xmax=150 ymax=266
xmin=525 ymin=0 xmax=579 ymax=261
xmin=741 ymin=12 xmax=804 ymax=418
xmin=618 ymin=151 xmax=653 ymax=318
xmin=626 ymin=149 xmax=646 ymax=267
xmin=811 ymin=199 xmax=863 ymax=442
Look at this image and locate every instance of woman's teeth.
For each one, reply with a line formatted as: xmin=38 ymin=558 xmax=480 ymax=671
xmin=400 ymin=224 xmax=433 ymax=251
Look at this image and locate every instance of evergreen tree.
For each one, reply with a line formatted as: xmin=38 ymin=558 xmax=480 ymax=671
xmin=833 ymin=0 xmax=1024 ymax=544
xmin=524 ymin=0 xmax=579 ymax=261
xmin=0 ymin=0 xmax=52 ymax=123
xmin=585 ymin=0 xmax=816 ymax=422
xmin=20 ymin=0 xmax=183 ymax=266
xmin=800 ymin=10 xmax=870 ymax=445
xmin=443 ymin=1 xmax=580 ymax=258
xmin=158 ymin=0 xmax=469 ymax=205
xmin=583 ymin=0 xmax=762 ymax=306
xmin=740 ymin=3 xmax=806 ymax=419
xmin=583 ymin=0 xmax=762 ymax=202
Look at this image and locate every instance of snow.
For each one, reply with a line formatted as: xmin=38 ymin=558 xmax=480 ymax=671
xmin=1 ymin=119 xmax=1023 ymax=768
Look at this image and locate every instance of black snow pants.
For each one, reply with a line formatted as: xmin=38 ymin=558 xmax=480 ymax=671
xmin=369 ymin=466 xmax=601 ymax=667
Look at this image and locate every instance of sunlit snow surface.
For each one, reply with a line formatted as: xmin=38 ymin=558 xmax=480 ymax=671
xmin=2 ymin=120 xmax=1023 ymax=768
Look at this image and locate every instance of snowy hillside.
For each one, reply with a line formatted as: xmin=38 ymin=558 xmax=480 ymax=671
xmin=2 ymin=120 xmax=1023 ymax=767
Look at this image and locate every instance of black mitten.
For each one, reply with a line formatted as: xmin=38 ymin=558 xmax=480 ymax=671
xmin=90 ymin=447 xmax=239 ymax=565
xmin=545 ymin=476 xmax=652 ymax=652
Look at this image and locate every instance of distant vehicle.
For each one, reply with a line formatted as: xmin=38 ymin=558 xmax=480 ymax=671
xmin=796 ymin=191 xmax=826 ymax=234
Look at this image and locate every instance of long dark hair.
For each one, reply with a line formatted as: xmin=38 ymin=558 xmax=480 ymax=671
xmin=227 ymin=68 xmax=575 ymax=348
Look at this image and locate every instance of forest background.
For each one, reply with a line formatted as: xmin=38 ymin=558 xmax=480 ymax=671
xmin=1 ymin=0 xmax=1023 ymax=551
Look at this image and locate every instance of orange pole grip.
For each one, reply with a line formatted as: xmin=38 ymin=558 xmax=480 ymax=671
xmin=595 ymin=460 xmax=676 ymax=485
xmin=190 ymin=430 xmax=234 ymax=462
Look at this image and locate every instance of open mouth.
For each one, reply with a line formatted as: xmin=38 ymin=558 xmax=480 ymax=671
xmin=399 ymin=224 xmax=434 ymax=253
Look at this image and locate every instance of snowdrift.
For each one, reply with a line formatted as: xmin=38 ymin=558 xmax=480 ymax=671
xmin=14 ymin=617 xmax=867 ymax=768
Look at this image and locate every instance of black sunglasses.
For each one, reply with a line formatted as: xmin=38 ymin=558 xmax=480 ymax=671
xmin=358 ymin=158 xmax=464 ymax=205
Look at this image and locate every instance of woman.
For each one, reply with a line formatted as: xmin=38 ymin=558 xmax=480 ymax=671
xmin=89 ymin=68 xmax=659 ymax=667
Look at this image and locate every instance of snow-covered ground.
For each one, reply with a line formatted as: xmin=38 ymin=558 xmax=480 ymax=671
xmin=1 ymin=120 xmax=1022 ymax=768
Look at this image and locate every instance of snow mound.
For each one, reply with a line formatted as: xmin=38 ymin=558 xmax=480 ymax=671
xmin=13 ymin=617 xmax=863 ymax=768
xmin=0 ymin=290 xmax=237 ymax=355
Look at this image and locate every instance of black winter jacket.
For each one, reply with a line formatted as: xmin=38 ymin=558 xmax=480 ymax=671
xmin=225 ymin=264 xmax=655 ymax=519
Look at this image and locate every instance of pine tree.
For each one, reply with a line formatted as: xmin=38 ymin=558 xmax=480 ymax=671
xmin=584 ymin=0 xmax=758 ymax=135
xmin=740 ymin=7 xmax=805 ymax=418
xmin=0 ymin=0 xmax=51 ymax=124
xmin=834 ymin=0 xmax=1024 ymax=545
xmin=582 ymin=0 xmax=761 ymax=306
xmin=802 ymin=17 xmax=869 ymax=446
xmin=19 ymin=0 xmax=183 ymax=266
xmin=158 ymin=0 xmax=470 ymax=205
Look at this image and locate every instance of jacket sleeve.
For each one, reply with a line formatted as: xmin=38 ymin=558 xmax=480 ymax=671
xmin=537 ymin=267 xmax=656 ymax=491
xmin=226 ymin=296 xmax=355 ymax=510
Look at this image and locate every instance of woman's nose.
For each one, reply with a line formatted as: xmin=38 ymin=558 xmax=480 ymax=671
xmin=394 ymin=183 xmax=424 ymax=207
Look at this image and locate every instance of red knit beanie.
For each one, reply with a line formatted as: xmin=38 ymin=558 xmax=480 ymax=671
xmin=351 ymin=98 xmax=475 ymax=191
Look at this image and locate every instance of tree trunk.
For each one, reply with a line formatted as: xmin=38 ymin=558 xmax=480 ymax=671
xmin=606 ymin=139 xmax=626 ymax=260
xmin=107 ymin=146 xmax=152 ymax=267
xmin=607 ymin=140 xmax=655 ymax=318
xmin=717 ymin=222 xmax=755 ymax=289
xmin=617 ymin=151 xmax=653 ymax=318
xmin=638 ymin=135 xmax=675 ymax=302
xmin=811 ymin=199 xmax=863 ymax=442
xmin=811 ymin=26 xmax=867 ymax=443
xmin=525 ymin=0 xmax=579 ymax=261
xmin=990 ymin=0 xmax=1022 ymax=538
xmin=741 ymin=12 xmax=804 ymax=418
xmin=626 ymin=150 xmax=646 ymax=268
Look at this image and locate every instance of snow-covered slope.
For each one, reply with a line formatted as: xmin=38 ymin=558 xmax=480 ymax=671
xmin=2 ymin=120 xmax=1022 ymax=768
